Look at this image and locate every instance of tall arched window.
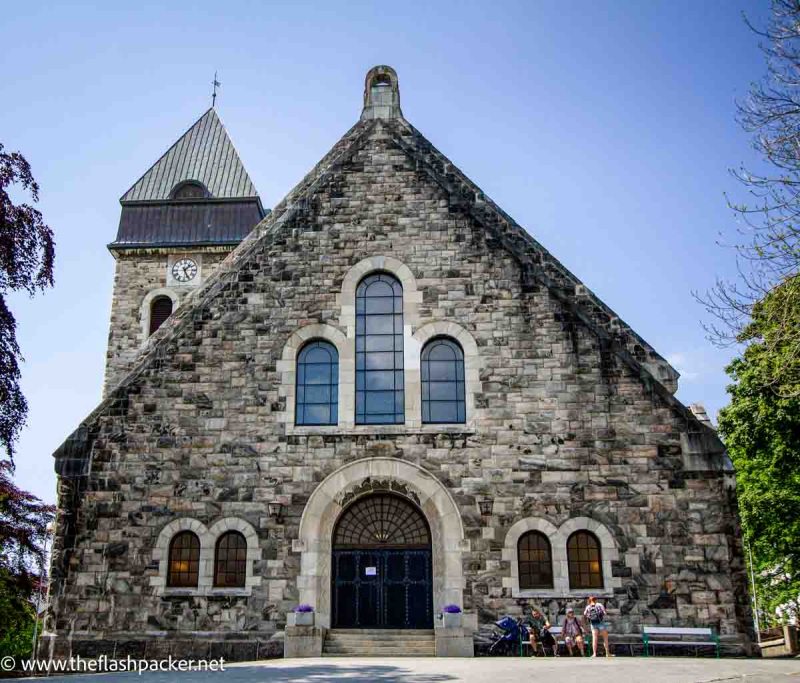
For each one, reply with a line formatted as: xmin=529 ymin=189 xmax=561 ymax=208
xmin=518 ymin=531 xmax=553 ymax=589
xmin=421 ymin=338 xmax=465 ymax=424
xmin=296 ymin=340 xmax=339 ymax=425
xmin=355 ymin=273 xmax=404 ymax=424
xmin=214 ymin=531 xmax=247 ymax=588
xmin=149 ymin=295 xmax=173 ymax=336
xmin=167 ymin=531 xmax=200 ymax=588
xmin=567 ymin=531 xmax=603 ymax=589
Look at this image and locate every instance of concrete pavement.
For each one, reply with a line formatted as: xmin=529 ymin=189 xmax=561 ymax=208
xmin=30 ymin=656 xmax=800 ymax=682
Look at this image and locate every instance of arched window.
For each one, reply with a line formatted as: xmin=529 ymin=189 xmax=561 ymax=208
xmin=518 ymin=531 xmax=553 ymax=589
xmin=421 ymin=337 xmax=465 ymax=424
xmin=296 ymin=340 xmax=339 ymax=425
xmin=567 ymin=531 xmax=603 ymax=589
xmin=172 ymin=181 xmax=206 ymax=199
xmin=355 ymin=273 xmax=404 ymax=424
xmin=167 ymin=531 xmax=200 ymax=588
xmin=214 ymin=531 xmax=247 ymax=588
xmin=333 ymin=494 xmax=430 ymax=549
xmin=149 ymin=295 xmax=173 ymax=336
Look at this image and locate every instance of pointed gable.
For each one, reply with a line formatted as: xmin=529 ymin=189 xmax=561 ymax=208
xmin=60 ymin=67 xmax=724 ymax=476
xmin=120 ymin=108 xmax=258 ymax=202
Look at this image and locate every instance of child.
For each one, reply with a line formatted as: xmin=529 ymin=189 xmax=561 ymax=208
xmin=562 ymin=607 xmax=585 ymax=656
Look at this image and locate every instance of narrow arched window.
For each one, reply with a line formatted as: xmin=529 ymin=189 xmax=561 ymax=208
xmin=356 ymin=273 xmax=404 ymax=424
xmin=518 ymin=531 xmax=553 ymax=589
xmin=214 ymin=531 xmax=247 ymax=588
xmin=167 ymin=531 xmax=200 ymax=588
xmin=296 ymin=340 xmax=339 ymax=425
xmin=421 ymin=338 xmax=465 ymax=424
xmin=149 ymin=295 xmax=173 ymax=336
xmin=567 ymin=531 xmax=603 ymax=589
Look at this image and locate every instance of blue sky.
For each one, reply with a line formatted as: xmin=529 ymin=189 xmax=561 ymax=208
xmin=2 ymin=0 xmax=769 ymax=503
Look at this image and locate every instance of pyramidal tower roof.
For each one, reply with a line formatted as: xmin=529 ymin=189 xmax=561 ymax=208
xmin=120 ymin=108 xmax=258 ymax=203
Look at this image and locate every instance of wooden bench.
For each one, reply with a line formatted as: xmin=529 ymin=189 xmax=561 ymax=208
xmin=520 ymin=626 xmax=563 ymax=656
xmin=642 ymin=626 xmax=720 ymax=658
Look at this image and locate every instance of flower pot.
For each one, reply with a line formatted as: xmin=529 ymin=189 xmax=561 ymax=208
xmin=294 ymin=611 xmax=314 ymax=626
xmin=442 ymin=612 xmax=462 ymax=628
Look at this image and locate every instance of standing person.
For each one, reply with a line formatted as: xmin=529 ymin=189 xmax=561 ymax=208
xmin=583 ymin=596 xmax=611 ymax=657
xmin=562 ymin=607 xmax=585 ymax=656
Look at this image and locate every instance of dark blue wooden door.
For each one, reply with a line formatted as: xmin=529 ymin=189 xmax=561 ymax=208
xmin=332 ymin=549 xmax=432 ymax=628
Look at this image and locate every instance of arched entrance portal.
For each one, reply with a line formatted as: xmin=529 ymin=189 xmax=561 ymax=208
xmin=332 ymin=493 xmax=433 ymax=629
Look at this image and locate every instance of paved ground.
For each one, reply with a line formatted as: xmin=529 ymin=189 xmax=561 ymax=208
xmin=28 ymin=656 xmax=800 ymax=682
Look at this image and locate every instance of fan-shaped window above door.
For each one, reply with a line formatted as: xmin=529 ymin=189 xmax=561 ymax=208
xmin=333 ymin=494 xmax=430 ymax=549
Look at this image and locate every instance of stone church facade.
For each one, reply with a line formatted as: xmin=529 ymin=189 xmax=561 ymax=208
xmin=42 ymin=66 xmax=752 ymax=660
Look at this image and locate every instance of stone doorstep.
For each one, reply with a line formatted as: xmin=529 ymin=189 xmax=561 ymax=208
xmin=322 ymin=627 xmax=437 ymax=657
xmin=326 ymin=648 xmax=435 ymax=652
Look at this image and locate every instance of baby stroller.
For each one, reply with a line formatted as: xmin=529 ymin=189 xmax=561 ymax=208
xmin=488 ymin=616 xmax=530 ymax=656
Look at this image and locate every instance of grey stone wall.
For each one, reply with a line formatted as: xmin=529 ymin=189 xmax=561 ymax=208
xmin=45 ymin=122 xmax=752 ymax=660
xmin=103 ymin=249 xmax=230 ymax=393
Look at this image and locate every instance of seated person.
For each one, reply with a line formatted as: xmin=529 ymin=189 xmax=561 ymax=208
xmin=539 ymin=620 xmax=557 ymax=656
xmin=562 ymin=607 xmax=585 ymax=656
xmin=526 ymin=608 xmax=558 ymax=655
xmin=526 ymin=608 xmax=546 ymax=655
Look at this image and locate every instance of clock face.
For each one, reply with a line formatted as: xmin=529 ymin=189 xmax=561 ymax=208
xmin=171 ymin=258 xmax=198 ymax=283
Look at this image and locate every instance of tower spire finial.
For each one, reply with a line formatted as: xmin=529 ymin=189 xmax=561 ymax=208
xmin=211 ymin=71 xmax=221 ymax=108
xmin=361 ymin=66 xmax=402 ymax=120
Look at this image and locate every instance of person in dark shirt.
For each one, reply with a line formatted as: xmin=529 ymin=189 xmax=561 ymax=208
xmin=525 ymin=608 xmax=556 ymax=656
xmin=526 ymin=608 xmax=546 ymax=655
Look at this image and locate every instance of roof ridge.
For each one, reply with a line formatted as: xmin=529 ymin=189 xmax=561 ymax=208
xmin=381 ymin=118 xmax=719 ymax=438
xmin=391 ymin=118 xmax=677 ymax=374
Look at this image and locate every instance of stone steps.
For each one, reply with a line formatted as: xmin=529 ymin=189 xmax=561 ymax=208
xmin=323 ymin=629 xmax=435 ymax=657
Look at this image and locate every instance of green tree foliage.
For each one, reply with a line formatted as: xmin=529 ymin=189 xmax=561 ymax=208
xmin=0 ymin=568 xmax=36 ymax=658
xmin=718 ymin=277 xmax=800 ymax=624
xmin=0 ymin=461 xmax=54 ymax=657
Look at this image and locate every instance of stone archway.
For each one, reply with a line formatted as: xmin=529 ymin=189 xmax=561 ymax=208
xmin=295 ymin=457 xmax=467 ymax=630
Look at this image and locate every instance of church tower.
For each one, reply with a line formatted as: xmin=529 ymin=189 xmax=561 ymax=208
xmin=104 ymin=108 xmax=265 ymax=392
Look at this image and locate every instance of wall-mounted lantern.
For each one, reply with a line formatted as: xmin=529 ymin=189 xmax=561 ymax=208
xmin=268 ymin=501 xmax=285 ymax=523
xmin=478 ymin=497 xmax=494 ymax=522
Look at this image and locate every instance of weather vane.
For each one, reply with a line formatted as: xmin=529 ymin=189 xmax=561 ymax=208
xmin=211 ymin=71 xmax=221 ymax=107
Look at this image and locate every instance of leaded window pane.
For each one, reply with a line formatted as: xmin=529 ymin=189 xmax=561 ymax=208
xmin=518 ymin=531 xmax=553 ymax=589
xmin=296 ymin=340 xmax=338 ymax=425
xmin=355 ymin=273 xmax=404 ymax=424
xmin=421 ymin=338 xmax=465 ymax=424
xmin=567 ymin=531 xmax=603 ymax=589
xmin=214 ymin=531 xmax=247 ymax=588
xmin=333 ymin=495 xmax=430 ymax=549
xmin=168 ymin=531 xmax=200 ymax=588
